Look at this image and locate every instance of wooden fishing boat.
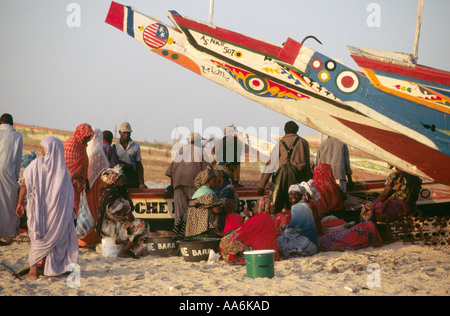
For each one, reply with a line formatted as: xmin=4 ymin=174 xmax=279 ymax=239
xmin=105 ymin=2 xmax=450 ymax=186
xmin=129 ymin=181 xmax=450 ymax=221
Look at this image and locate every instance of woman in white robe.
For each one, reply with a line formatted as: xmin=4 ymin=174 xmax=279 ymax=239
xmin=16 ymin=136 xmax=79 ymax=279
xmin=79 ymin=127 xmax=110 ymax=247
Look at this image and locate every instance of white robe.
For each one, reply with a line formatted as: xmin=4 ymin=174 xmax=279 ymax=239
xmin=24 ymin=136 xmax=78 ymax=276
xmin=0 ymin=124 xmax=23 ymax=237
xmin=86 ymin=128 xmax=109 ymax=187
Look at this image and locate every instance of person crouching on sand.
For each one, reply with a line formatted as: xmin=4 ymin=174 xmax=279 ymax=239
xmin=16 ymin=136 xmax=79 ymax=280
xmin=95 ymin=165 xmax=149 ymax=259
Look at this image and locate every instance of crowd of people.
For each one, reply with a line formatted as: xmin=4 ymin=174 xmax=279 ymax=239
xmin=0 ymin=114 xmax=423 ymax=280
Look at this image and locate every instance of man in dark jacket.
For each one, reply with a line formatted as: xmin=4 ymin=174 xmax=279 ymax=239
xmin=257 ymin=121 xmax=312 ymax=213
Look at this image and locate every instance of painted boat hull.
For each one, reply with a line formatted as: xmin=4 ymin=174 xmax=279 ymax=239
xmin=129 ymin=182 xmax=450 ymax=220
xmin=105 ymin=2 xmax=450 ymax=185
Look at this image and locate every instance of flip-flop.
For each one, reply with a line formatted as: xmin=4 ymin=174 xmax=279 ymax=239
xmin=0 ymin=263 xmax=25 ymax=280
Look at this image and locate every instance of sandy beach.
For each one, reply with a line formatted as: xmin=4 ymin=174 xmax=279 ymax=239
xmin=4 ymin=124 xmax=448 ymax=297
xmin=1 ymin=235 xmax=448 ymax=297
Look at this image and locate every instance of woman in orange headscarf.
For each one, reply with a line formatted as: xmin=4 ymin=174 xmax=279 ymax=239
xmin=64 ymin=123 xmax=94 ymax=214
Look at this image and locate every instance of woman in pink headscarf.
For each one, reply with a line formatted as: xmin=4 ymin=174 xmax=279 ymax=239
xmin=16 ymin=136 xmax=79 ymax=280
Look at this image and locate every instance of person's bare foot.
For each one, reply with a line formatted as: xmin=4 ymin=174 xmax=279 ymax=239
xmin=24 ymin=267 xmax=39 ymax=280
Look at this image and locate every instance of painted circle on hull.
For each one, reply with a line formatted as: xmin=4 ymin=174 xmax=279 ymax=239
xmin=311 ymin=58 xmax=323 ymax=70
xmin=335 ymin=70 xmax=360 ymax=94
xmin=245 ymin=75 xmax=268 ymax=94
xmin=143 ymin=24 xmax=168 ymax=49
xmin=318 ymin=70 xmax=330 ymax=82
xmin=325 ymin=60 xmax=336 ymax=71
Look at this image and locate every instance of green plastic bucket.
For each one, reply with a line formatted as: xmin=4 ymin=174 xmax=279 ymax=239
xmin=244 ymin=250 xmax=275 ymax=279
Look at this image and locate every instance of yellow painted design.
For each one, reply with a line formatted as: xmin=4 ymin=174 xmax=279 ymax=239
xmin=262 ymin=67 xmax=280 ymax=74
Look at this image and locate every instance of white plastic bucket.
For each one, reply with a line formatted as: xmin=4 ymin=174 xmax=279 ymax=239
xmin=321 ymin=219 xmax=346 ymax=235
xmin=102 ymin=238 xmax=123 ymax=257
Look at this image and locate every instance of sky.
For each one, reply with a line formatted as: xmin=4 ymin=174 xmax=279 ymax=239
xmin=1 ymin=0 xmax=449 ymax=144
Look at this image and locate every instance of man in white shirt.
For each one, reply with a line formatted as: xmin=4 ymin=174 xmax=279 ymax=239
xmin=0 ymin=113 xmax=23 ymax=240
xmin=114 ymin=122 xmax=147 ymax=189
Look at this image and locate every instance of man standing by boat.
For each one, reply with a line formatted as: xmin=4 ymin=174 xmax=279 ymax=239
xmin=316 ymin=136 xmax=354 ymax=193
xmin=257 ymin=121 xmax=312 ymax=214
xmin=0 ymin=113 xmax=23 ymax=241
xmin=212 ymin=125 xmax=245 ymax=187
xmin=114 ymin=122 xmax=147 ymax=189
xmin=166 ymin=132 xmax=208 ymax=225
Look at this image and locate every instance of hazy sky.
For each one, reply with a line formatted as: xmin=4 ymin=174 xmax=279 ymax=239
xmin=1 ymin=0 xmax=449 ymax=143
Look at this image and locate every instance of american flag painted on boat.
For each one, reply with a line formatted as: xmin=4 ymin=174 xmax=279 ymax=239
xmin=143 ymin=24 xmax=168 ymax=48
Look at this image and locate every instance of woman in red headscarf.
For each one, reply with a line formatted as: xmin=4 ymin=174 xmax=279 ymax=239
xmin=64 ymin=123 xmax=94 ymax=214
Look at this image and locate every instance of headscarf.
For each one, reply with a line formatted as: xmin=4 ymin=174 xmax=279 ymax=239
xmin=64 ymin=123 xmax=94 ymax=179
xmin=258 ymin=196 xmax=275 ymax=215
xmin=215 ymin=162 xmax=233 ymax=181
xmin=25 ymin=136 xmax=75 ymax=239
xmin=288 ymin=180 xmax=320 ymax=201
xmin=310 ymin=163 xmax=344 ymax=218
xmin=101 ymin=165 xmax=125 ymax=185
xmin=194 ymin=166 xmax=216 ymax=189
xmin=86 ymin=128 xmax=110 ymax=187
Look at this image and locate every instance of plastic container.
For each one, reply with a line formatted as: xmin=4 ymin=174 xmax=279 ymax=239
xmin=321 ymin=219 xmax=346 ymax=235
xmin=244 ymin=250 xmax=276 ymax=279
xmin=147 ymin=236 xmax=182 ymax=257
xmin=177 ymin=238 xmax=221 ymax=262
xmin=102 ymin=238 xmax=123 ymax=257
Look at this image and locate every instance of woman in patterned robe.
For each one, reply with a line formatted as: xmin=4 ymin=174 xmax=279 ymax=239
xmin=185 ymin=167 xmax=224 ymax=237
xmin=95 ymin=165 xmax=148 ymax=258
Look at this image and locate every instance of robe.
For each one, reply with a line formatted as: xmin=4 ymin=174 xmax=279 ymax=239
xmin=0 ymin=124 xmax=23 ymax=237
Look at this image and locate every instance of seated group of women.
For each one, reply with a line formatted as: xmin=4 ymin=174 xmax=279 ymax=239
xmin=184 ymin=162 xmax=421 ymax=264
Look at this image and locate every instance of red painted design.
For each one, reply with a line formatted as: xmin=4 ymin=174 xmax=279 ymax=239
xmin=105 ymin=1 xmax=125 ymax=31
xmin=278 ymin=37 xmax=303 ymax=64
xmin=341 ymin=76 xmax=354 ymax=88
xmin=351 ymin=55 xmax=450 ymax=86
xmin=333 ymin=116 xmax=450 ymax=185
xmin=170 ymin=12 xmax=282 ymax=58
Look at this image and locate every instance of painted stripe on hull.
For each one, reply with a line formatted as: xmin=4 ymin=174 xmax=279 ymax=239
xmin=126 ymin=6 xmax=134 ymax=37
xmin=351 ymin=54 xmax=450 ymax=87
